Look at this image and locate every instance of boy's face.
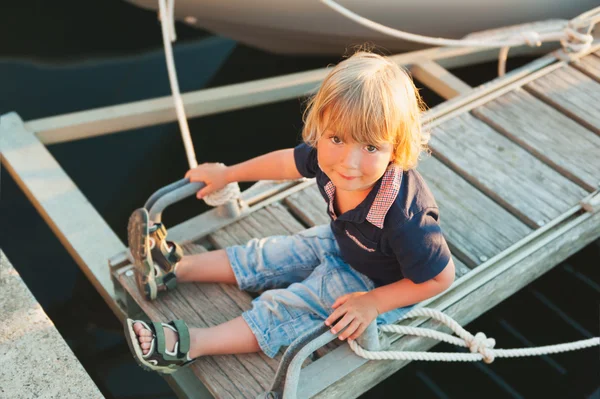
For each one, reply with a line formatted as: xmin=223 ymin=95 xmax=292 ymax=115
xmin=316 ymin=114 xmax=394 ymax=195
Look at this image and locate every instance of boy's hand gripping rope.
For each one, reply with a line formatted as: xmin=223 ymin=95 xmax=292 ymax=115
xmin=348 ymin=308 xmax=600 ymax=364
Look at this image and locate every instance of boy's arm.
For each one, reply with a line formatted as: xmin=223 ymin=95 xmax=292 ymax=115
xmin=365 ymin=258 xmax=455 ymax=314
xmin=225 ymin=148 xmax=302 ymax=183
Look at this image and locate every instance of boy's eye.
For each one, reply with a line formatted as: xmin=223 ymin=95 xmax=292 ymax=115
xmin=330 ymin=136 xmax=343 ymax=144
xmin=365 ymin=145 xmax=378 ymax=153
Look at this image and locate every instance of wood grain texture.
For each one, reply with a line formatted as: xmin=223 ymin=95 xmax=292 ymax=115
xmin=430 ymin=112 xmax=589 ymax=227
xmin=571 ymin=53 xmax=600 ymax=83
xmin=525 ymin=65 xmax=600 ymax=135
xmin=453 ymin=257 xmax=471 ymax=278
xmin=284 ymin=184 xmax=330 ymax=227
xmin=418 ymin=155 xmax=533 ymax=267
xmin=209 ymin=202 xmax=306 ymax=249
xmin=472 ymin=88 xmax=600 ymax=191
xmin=0 ymin=112 xmax=125 ymax=317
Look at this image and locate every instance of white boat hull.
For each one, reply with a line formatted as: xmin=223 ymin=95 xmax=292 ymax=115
xmin=125 ymin=0 xmax=598 ymax=55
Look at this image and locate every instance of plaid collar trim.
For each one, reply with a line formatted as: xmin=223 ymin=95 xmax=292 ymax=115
xmin=366 ymin=165 xmax=402 ymax=229
xmin=322 ymin=165 xmax=402 ymax=228
xmin=324 ymin=181 xmax=337 ymax=220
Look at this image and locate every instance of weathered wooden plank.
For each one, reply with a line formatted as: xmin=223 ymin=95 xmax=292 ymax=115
xmin=118 ymin=272 xmax=252 ymax=398
xmin=472 ymin=89 xmax=600 ymax=191
xmin=209 ymin=203 xmax=306 ymax=249
xmin=410 ymin=60 xmax=472 ymax=100
xmin=453 ymin=258 xmax=470 ymax=278
xmin=283 ymin=184 xmax=330 ymax=227
xmin=418 ymin=156 xmax=533 ymax=267
xmin=304 ymin=209 xmax=600 ymax=399
xmin=571 ymin=53 xmax=600 ymax=82
xmin=524 ymin=65 xmax=600 ymax=135
xmin=0 ymin=112 xmax=125 ymax=318
xmin=430 ymin=112 xmax=589 ymax=227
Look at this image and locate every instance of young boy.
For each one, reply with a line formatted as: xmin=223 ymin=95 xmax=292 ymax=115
xmin=125 ymin=51 xmax=455 ymax=374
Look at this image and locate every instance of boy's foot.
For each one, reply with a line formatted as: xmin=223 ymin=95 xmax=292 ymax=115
xmin=124 ymin=318 xmax=197 ymax=374
xmin=133 ymin=321 xmax=178 ymax=356
xmin=128 ymin=208 xmax=156 ymax=300
xmin=127 ymin=208 xmax=183 ymax=300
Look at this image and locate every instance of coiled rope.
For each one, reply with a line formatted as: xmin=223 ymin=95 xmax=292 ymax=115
xmin=158 ymin=0 xmax=240 ymax=206
xmin=320 ymin=1 xmax=600 ymax=75
xmin=348 ymin=308 xmax=600 ymax=364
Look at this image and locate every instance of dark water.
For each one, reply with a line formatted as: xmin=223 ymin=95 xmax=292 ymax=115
xmin=1 ymin=1 xmax=598 ymax=398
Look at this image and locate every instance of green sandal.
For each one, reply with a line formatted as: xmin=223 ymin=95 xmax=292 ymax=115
xmin=148 ymin=221 xmax=183 ymax=293
xmin=124 ymin=318 xmax=197 ymax=374
xmin=127 ymin=208 xmax=183 ymax=300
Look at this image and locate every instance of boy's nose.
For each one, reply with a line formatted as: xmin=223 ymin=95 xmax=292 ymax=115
xmin=341 ymin=147 xmax=361 ymax=169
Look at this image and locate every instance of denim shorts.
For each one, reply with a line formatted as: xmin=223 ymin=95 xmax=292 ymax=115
xmin=225 ymin=224 xmax=415 ymax=358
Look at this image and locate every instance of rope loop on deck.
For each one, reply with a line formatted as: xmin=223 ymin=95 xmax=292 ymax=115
xmin=348 ymin=308 xmax=600 ymax=364
xmin=561 ymin=25 xmax=595 ymax=54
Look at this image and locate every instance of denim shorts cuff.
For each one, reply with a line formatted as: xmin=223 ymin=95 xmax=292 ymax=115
xmin=242 ymin=311 xmax=278 ymax=358
xmin=225 ymin=246 xmax=252 ymax=291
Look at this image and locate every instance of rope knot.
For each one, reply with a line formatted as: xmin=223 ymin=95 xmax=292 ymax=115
xmin=520 ymin=31 xmax=542 ymax=47
xmin=468 ymin=332 xmax=496 ymax=364
xmin=561 ymin=25 xmax=594 ymax=54
xmin=204 ymin=182 xmax=241 ymax=206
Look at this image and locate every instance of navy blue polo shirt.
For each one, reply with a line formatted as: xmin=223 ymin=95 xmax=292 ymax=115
xmin=294 ymin=143 xmax=451 ymax=287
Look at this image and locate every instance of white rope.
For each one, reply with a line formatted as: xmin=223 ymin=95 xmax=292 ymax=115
xmin=320 ymin=0 xmax=600 ymax=75
xmin=202 ymin=181 xmax=242 ymax=207
xmin=348 ymin=308 xmax=600 ymax=364
xmin=158 ymin=0 xmax=197 ymax=169
xmin=158 ymin=0 xmax=241 ymax=206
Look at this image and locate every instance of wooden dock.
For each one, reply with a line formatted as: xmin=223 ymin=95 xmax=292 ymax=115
xmin=114 ymin=48 xmax=600 ymax=398
xmin=1 ymin=44 xmax=599 ymax=398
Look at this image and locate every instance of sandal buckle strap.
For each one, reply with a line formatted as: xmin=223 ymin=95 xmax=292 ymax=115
xmin=171 ymin=320 xmax=191 ymax=355
xmin=151 ymin=223 xmax=168 ymax=242
xmin=162 ymin=272 xmax=178 ymax=291
xmin=165 ymin=242 xmax=184 ymax=263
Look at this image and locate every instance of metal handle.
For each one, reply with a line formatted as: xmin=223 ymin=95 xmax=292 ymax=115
xmin=143 ymin=178 xmax=205 ymax=224
xmin=259 ymin=321 xmax=384 ymax=399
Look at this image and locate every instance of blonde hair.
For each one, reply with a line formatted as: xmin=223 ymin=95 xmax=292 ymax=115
xmin=302 ymin=50 xmax=430 ymax=170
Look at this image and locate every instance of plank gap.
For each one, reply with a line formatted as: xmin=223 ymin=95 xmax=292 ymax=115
xmin=429 ymin=147 xmax=540 ymax=229
xmin=274 ymin=199 xmax=315 ymax=230
xmin=470 ymin=109 xmax=596 ymax=193
xmin=569 ymin=53 xmax=600 ymax=83
xmin=570 ymin=62 xmax=600 ymax=84
xmin=523 ymin=86 xmax=600 ymax=136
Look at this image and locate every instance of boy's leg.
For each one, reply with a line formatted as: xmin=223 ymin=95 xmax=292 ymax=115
xmin=175 ymin=224 xmax=338 ymax=291
xmin=134 ymin=316 xmax=261 ymax=358
xmin=175 ymin=249 xmax=236 ymax=285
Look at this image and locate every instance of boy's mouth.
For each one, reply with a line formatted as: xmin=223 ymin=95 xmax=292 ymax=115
xmin=338 ymin=172 xmax=359 ymax=180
